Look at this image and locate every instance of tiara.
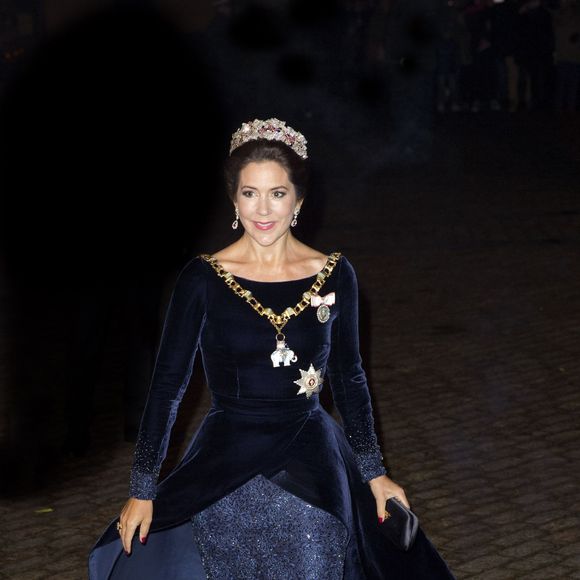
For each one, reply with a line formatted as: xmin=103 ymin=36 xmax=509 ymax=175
xmin=229 ymin=118 xmax=308 ymax=159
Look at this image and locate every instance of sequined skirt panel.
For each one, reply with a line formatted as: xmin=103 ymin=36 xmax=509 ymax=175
xmin=191 ymin=473 xmax=348 ymax=580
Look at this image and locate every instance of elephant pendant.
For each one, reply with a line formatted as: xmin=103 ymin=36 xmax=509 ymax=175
xmin=271 ymin=339 xmax=298 ymax=367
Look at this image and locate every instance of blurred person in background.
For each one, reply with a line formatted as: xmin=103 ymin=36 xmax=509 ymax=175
xmin=515 ymin=0 xmax=555 ymax=110
xmin=489 ymin=0 xmax=519 ymax=111
xmin=464 ymin=0 xmax=501 ymax=111
xmin=553 ymin=0 xmax=580 ymax=111
xmin=436 ymin=5 xmax=468 ymax=112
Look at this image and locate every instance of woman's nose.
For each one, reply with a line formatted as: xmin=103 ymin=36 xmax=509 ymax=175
xmin=256 ymin=197 xmax=271 ymax=215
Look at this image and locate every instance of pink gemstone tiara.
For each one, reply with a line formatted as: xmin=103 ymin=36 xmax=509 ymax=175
xmin=229 ymin=118 xmax=308 ymax=159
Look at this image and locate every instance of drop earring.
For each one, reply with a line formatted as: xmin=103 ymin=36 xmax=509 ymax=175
xmin=291 ymin=208 xmax=300 ymax=228
xmin=232 ymin=206 xmax=239 ymax=230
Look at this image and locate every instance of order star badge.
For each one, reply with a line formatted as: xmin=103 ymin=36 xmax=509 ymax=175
xmin=293 ymin=364 xmax=323 ymax=398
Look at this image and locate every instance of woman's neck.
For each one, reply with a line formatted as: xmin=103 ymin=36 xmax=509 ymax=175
xmin=238 ymin=231 xmax=301 ymax=269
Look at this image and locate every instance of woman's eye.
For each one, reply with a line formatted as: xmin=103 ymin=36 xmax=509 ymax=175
xmin=241 ymin=190 xmax=255 ymax=197
xmin=273 ymin=190 xmax=286 ymax=198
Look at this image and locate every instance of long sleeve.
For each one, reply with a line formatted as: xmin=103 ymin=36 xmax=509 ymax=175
xmin=326 ymin=256 xmax=387 ymax=483
xmin=128 ymin=257 xmax=207 ymax=499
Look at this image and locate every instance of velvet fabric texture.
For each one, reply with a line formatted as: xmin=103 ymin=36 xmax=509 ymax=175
xmin=88 ymin=254 xmax=455 ymax=579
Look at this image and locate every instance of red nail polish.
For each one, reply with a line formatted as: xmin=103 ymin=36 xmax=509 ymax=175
xmin=140 ymin=536 xmax=148 ymax=545
xmin=378 ymin=517 xmax=384 ymax=524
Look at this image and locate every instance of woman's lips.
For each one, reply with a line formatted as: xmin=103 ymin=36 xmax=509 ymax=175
xmin=254 ymin=221 xmax=276 ymax=231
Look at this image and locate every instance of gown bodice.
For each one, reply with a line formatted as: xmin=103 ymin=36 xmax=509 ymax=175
xmin=199 ymin=266 xmax=336 ymax=400
xmin=128 ymin=253 xmax=386 ymax=500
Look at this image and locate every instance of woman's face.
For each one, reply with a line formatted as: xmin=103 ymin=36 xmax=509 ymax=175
xmin=235 ymin=160 xmax=302 ymax=246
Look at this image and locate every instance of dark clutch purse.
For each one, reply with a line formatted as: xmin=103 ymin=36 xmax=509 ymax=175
xmin=378 ymin=496 xmax=419 ymax=551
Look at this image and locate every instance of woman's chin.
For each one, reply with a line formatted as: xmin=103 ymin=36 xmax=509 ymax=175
xmin=248 ymin=231 xmax=291 ymax=247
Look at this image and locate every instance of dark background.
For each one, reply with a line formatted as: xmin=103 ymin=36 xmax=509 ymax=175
xmin=0 ymin=4 xmax=579 ymax=576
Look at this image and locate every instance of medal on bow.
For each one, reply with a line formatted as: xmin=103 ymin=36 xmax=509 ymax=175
xmin=310 ymin=292 xmax=335 ymax=323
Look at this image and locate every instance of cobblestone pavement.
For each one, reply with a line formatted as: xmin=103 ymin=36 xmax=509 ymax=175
xmin=1 ymin=113 xmax=580 ymax=579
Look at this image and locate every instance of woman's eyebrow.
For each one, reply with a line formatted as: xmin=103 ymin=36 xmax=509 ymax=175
xmin=240 ymin=185 xmax=289 ymax=190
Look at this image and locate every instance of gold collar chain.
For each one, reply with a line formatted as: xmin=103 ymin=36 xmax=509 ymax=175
xmin=200 ymin=252 xmax=341 ymax=335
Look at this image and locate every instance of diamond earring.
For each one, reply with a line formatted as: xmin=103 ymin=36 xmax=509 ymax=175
xmin=291 ymin=208 xmax=300 ymax=228
xmin=232 ymin=206 xmax=239 ymax=230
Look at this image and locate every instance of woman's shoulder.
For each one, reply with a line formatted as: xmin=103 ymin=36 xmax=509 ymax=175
xmin=174 ymin=254 xmax=211 ymax=284
xmin=200 ymin=243 xmax=242 ymax=275
xmin=303 ymin=247 xmax=334 ymax=273
xmin=331 ymin=253 xmax=358 ymax=287
xmin=290 ymin=241 xmax=344 ymax=274
xmin=164 ymin=256 xmax=210 ymax=304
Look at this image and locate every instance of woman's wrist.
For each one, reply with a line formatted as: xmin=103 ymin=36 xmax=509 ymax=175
xmin=129 ymin=469 xmax=158 ymax=500
xmin=355 ymin=447 xmax=387 ymax=483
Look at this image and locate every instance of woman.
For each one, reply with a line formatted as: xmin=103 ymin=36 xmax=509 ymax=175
xmin=89 ymin=118 xmax=454 ymax=579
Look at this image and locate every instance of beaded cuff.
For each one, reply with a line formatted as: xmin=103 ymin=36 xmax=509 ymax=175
xmin=353 ymin=447 xmax=387 ymax=482
xmin=344 ymin=412 xmax=387 ymax=482
xmin=128 ymin=430 xmax=161 ymax=499
xmin=129 ymin=469 xmax=158 ymax=500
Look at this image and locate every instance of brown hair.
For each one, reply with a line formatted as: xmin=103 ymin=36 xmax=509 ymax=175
xmin=224 ymin=139 xmax=309 ymax=202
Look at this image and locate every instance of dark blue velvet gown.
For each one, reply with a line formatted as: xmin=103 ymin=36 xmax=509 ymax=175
xmin=88 ymin=253 xmax=455 ymax=579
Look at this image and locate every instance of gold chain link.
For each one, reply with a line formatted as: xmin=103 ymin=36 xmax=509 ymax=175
xmin=200 ymin=252 xmax=342 ymax=335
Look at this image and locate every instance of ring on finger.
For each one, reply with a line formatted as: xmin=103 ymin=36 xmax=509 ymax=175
xmin=116 ymin=521 xmax=123 ymax=531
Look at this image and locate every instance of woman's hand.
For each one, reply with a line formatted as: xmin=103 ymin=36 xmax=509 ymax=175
xmin=118 ymin=498 xmax=153 ymax=554
xmin=368 ymin=474 xmax=410 ymax=522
